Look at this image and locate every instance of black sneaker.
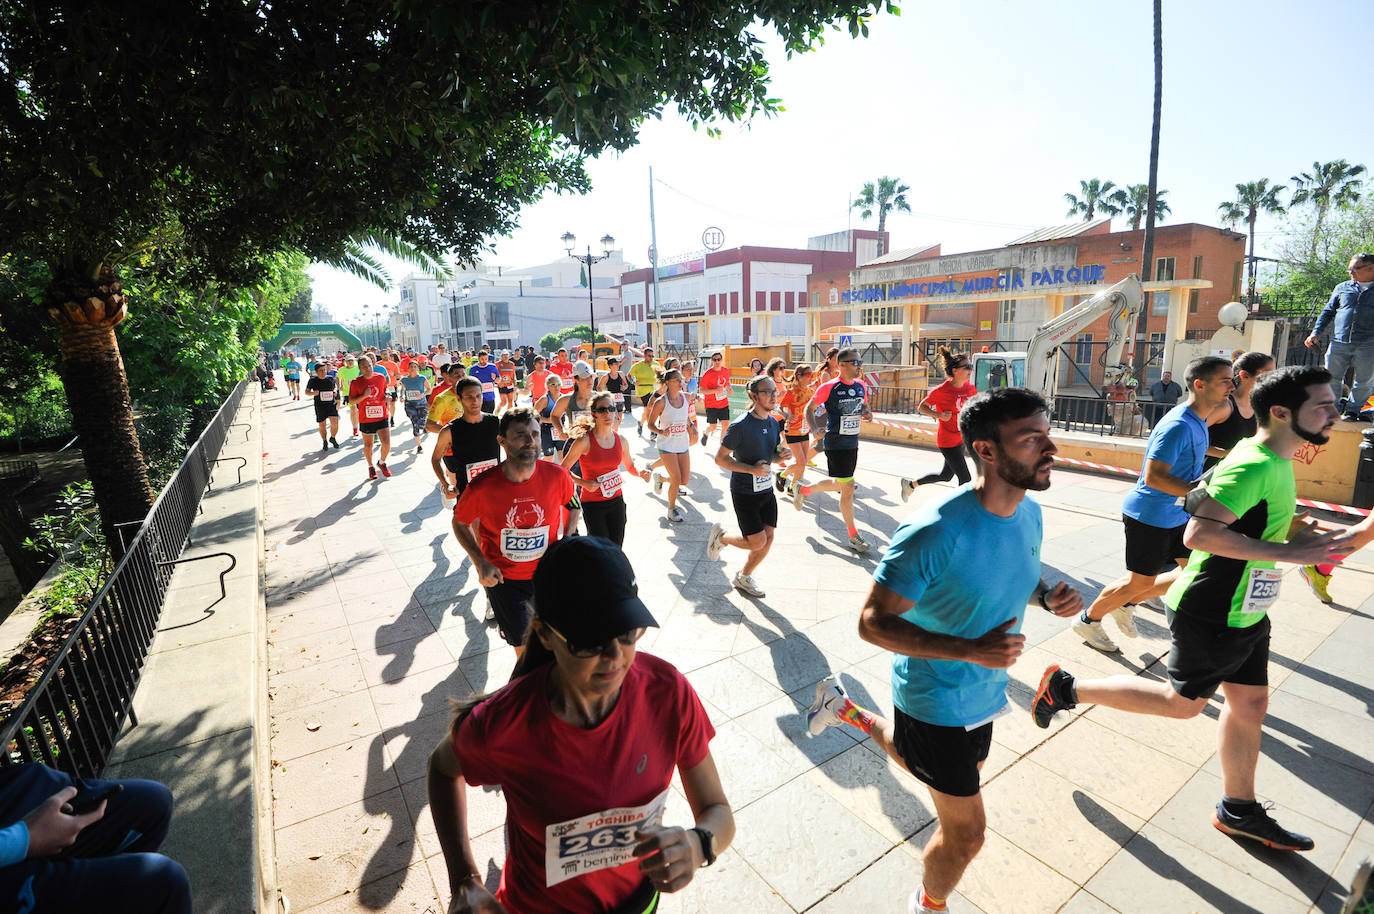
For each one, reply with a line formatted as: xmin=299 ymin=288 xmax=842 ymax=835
xmin=1213 ymin=800 xmax=1315 ymax=851
xmin=321 ymin=440 xmax=329 ymax=451
xmin=1031 ymin=665 xmax=1076 ymax=728
xmin=330 ymin=436 xmax=339 ymax=448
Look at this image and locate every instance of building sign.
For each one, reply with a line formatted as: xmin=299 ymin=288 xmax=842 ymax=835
xmin=842 ymin=265 xmax=1107 ymax=304
xmin=861 ymin=244 xmax=1079 ymax=285
xmin=658 ymin=299 xmax=704 ymax=315
xmin=702 ymin=227 xmax=725 ymax=251
xmin=656 ymin=258 xmax=704 ymax=279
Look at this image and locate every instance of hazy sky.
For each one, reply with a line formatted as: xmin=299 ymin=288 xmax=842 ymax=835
xmin=310 ymin=0 xmax=1371 ymax=319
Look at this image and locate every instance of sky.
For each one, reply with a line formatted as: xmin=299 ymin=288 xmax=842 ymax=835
xmin=309 ymin=0 xmax=1371 ymax=320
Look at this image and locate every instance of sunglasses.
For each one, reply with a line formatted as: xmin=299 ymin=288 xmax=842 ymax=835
xmin=545 ymin=623 xmax=647 ymax=658
xmin=840 ymin=358 xmax=862 ymax=366
xmin=591 ymin=406 xmax=615 ymax=414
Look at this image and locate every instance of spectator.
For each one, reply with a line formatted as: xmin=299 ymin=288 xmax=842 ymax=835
xmin=1305 ymin=252 xmax=1374 ymax=420
xmin=0 ymin=763 xmax=191 ymax=913
xmin=1148 ymin=370 xmax=1183 ymax=406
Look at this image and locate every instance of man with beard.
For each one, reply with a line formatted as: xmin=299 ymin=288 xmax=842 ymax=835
xmin=1071 ymin=356 xmax=1235 ymax=653
xmin=452 ymin=408 xmax=581 ymax=654
xmin=1034 ymin=366 xmax=1352 ymax=854
xmin=805 ymin=387 xmax=1082 ymax=914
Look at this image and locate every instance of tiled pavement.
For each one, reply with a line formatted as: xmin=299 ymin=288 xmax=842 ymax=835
xmin=260 ymin=393 xmax=1374 ymax=914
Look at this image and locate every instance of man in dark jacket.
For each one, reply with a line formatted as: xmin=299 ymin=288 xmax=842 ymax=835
xmin=1306 ymin=252 xmax=1374 ymax=420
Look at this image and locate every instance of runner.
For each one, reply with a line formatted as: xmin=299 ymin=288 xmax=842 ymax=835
xmin=646 ymin=368 xmax=696 ymax=523
xmin=776 ymin=362 xmax=816 ymax=488
xmin=1033 ymin=366 xmax=1354 ymax=854
xmin=553 ymin=361 xmax=597 ymax=444
xmin=549 ymin=348 xmax=576 ymax=384
xmin=451 ymin=408 xmax=581 ymax=653
xmin=629 ymin=346 xmax=660 ymax=438
xmin=561 ymin=392 xmax=651 ymax=546
xmin=811 ymin=347 xmax=841 ymax=455
xmin=427 ymin=535 xmax=733 ymax=914
xmin=807 ymin=387 xmax=1082 ymax=914
xmin=698 ymin=350 xmax=732 ymax=448
xmin=336 ymin=355 xmax=361 ymax=437
xmin=468 ymin=349 xmax=501 ymax=414
xmin=348 ymin=355 xmax=393 ymax=479
xmin=378 ymin=350 xmax=401 ymax=427
xmin=432 ymin=343 xmax=452 ymax=369
xmin=527 ymin=355 xmax=552 ymax=412
xmin=1205 ymin=351 xmax=1275 ymax=470
xmin=283 ymin=351 xmax=303 ymax=400
xmin=901 ymin=346 xmax=977 ymax=501
xmin=600 ymin=356 xmax=631 ymax=429
xmin=537 ymin=375 xmax=567 ymax=461
xmin=496 ymin=349 xmax=519 ymax=413
xmin=399 ymin=360 xmax=432 ymax=454
xmin=1072 ymin=355 xmax=1234 ymax=653
xmin=793 ymin=347 xmax=873 ymax=553
xmin=705 ymin=376 xmax=789 ymax=597
xmin=304 ymin=362 xmax=341 ymax=450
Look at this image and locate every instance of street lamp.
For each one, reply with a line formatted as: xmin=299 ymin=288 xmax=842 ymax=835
xmin=562 ymin=231 xmax=616 ymax=352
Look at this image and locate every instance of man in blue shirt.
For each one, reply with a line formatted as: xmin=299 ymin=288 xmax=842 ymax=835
xmin=1305 ymin=252 xmax=1374 ymax=420
xmin=1072 ymin=355 xmax=1234 ymax=653
xmin=468 ymin=348 xmax=501 ymax=414
xmin=805 ymin=387 xmax=1082 ymax=914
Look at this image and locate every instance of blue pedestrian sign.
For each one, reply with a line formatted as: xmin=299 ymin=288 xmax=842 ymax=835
xmin=839 ymin=334 xmax=853 ymax=347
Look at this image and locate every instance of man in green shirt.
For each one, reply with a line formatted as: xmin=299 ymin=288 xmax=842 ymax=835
xmin=335 ymin=355 xmax=362 ymax=437
xmin=628 ymin=346 xmax=660 ymax=437
xmin=1033 ymin=365 xmax=1352 ymax=852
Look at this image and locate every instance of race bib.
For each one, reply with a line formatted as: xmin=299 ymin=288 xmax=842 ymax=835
xmin=752 ymin=471 xmax=773 ymax=493
xmin=319 ymin=390 xmax=334 ymax=401
xmin=545 ymin=788 xmax=669 ymax=887
xmin=466 ymin=459 xmax=498 ymax=481
xmin=1242 ymin=567 xmax=1281 ymax=616
xmin=406 ymin=388 xmax=424 ymax=400
xmin=482 ymin=382 xmax=495 ymax=394
xmin=501 ymin=525 xmax=550 ymax=563
xmin=597 ymin=469 xmax=623 ymax=498
xmin=364 ymin=404 xmax=384 ymax=419
xmin=668 ymin=422 xmax=687 ymax=438
xmin=550 ymin=423 xmax=565 ymax=442
xmin=840 ymin=414 xmax=861 ymax=435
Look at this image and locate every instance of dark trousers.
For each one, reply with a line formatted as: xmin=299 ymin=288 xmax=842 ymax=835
xmin=582 ymin=497 xmax=628 ymax=546
xmin=0 ymin=764 xmax=191 ymax=914
xmin=917 ymin=445 xmax=971 ymax=486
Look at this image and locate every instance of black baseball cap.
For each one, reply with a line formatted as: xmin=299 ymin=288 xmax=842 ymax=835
xmin=532 ymin=537 xmax=657 ymax=648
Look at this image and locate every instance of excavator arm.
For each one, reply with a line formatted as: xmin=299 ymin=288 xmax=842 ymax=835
xmin=1022 ymin=275 xmax=1145 ymax=399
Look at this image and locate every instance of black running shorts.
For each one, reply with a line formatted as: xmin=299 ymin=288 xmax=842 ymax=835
xmin=486 ymin=578 xmax=535 ymax=648
xmin=705 ymin=406 xmax=731 ymax=423
xmin=1166 ymin=610 xmax=1269 ymax=700
xmin=1122 ymin=515 xmax=1190 ymax=575
xmin=360 ymin=419 xmax=388 ymax=434
xmin=891 ymin=707 xmax=992 ymax=798
xmin=825 ymin=447 xmax=858 ymax=480
xmin=731 ymin=490 xmax=777 ymax=537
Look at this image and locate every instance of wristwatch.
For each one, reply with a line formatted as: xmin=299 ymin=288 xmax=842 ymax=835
xmin=689 ymin=826 xmax=717 ymax=867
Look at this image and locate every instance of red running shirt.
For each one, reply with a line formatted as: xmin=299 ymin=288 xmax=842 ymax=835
xmin=574 ymin=431 xmax=627 ymax=503
xmin=550 ymin=360 xmax=576 ymax=381
xmin=924 ymin=379 xmax=978 ymax=448
xmin=453 ymin=461 xmax=575 ymax=580
xmin=453 ymin=653 xmax=715 ymax=914
xmin=698 ymin=366 xmax=731 ymax=409
xmin=348 ymin=373 xmax=390 ymax=422
xmin=528 ymin=369 xmax=552 ymax=402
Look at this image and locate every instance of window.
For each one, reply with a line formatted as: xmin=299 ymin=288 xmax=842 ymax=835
xmin=997 ymin=299 xmax=1016 ymax=340
xmin=1192 ymin=255 xmax=1203 ymax=279
xmin=487 ymin=301 xmax=509 ymax=329
xmin=1150 ymin=291 xmax=1168 ymax=316
xmin=1154 ymin=256 xmax=1176 ymax=281
xmin=811 ymin=292 xmax=819 ymax=309
xmin=1188 ymin=289 xmax=1200 ymax=314
xmin=861 ymin=306 xmax=900 ymax=325
xmin=1232 ymin=262 xmax=1243 ymax=298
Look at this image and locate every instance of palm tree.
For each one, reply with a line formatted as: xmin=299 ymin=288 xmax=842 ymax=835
xmin=1064 ymin=179 xmax=1126 ymax=221
xmin=1137 ymin=0 xmax=1162 ymax=380
xmin=322 ymin=232 xmax=453 ymax=289
xmin=1290 ymin=159 xmax=1366 ymax=256
xmin=852 ymin=177 xmax=911 ymax=258
xmin=1123 ymin=184 xmax=1170 ymax=232
xmin=1218 ymin=179 xmax=1286 ymax=303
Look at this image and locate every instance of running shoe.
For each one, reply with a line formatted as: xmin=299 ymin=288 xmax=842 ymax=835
xmin=1299 ymin=564 xmax=1333 ymax=603
xmin=352 ymin=428 xmax=359 ymax=437
xmin=774 ymin=470 xmax=787 ymax=493
xmin=666 ymin=506 xmax=685 ymax=523
xmin=1073 ymin=617 xmax=1119 ymax=653
xmin=330 ymin=436 xmax=339 ymax=448
xmin=1031 ymin=665 xmax=1076 ymax=728
xmin=706 ymin=524 xmax=726 ymax=562
xmin=1139 ymin=596 xmax=1167 ymax=612
xmin=368 ymin=465 xmax=378 ymax=480
xmin=806 ymin=674 xmax=847 ymax=736
xmin=321 ymin=440 xmax=329 ymax=451
xmin=908 ymin=893 xmax=947 ymax=914
xmin=483 ymin=602 xmax=495 ymax=623
xmin=416 ymin=444 xmax=423 ymax=455
xmin=379 ymin=462 xmax=392 ymax=477
xmin=1213 ymin=800 xmax=1315 ymax=851
xmin=653 ymin=471 xmax=665 ymax=495
xmin=701 ymin=435 xmax=710 ymax=448
xmin=792 ymin=482 xmax=805 ymax=512
xmin=848 ymin=532 xmax=872 ymax=553
xmin=900 ymin=477 xmax=917 ymax=503
xmin=732 ymin=572 xmax=764 ymax=597
xmin=1109 ymin=604 xmax=1139 ymax=638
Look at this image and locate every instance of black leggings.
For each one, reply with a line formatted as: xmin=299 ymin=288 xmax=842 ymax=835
xmin=918 ymin=445 xmax=971 ymax=486
xmin=582 ymin=496 xmax=628 ymax=545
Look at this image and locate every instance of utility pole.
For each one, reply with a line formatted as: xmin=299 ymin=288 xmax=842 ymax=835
xmin=649 ymin=167 xmax=663 ymax=350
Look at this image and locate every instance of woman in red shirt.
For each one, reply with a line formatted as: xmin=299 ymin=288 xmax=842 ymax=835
xmin=902 ymin=346 xmax=977 ymax=501
xmin=427 ymin=537 xmax=733 ymax=914
xmin=560 ymin=392 xmax=650 ymax=545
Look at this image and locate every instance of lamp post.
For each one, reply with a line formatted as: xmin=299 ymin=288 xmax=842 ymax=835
xmin=562 ymin=231 xmax=616 ymax=352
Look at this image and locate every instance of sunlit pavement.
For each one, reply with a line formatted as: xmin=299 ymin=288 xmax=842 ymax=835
xmin=260 ymin=390 xmax=1374 ymax=914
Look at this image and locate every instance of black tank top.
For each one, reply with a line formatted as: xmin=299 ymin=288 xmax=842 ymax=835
xmin=1205 ymin=395 xmax=1257 ymax=467
xmin=604 ymin=371 xmax=628 ymax=394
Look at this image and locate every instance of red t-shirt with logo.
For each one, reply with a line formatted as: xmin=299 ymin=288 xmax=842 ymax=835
xmin=699 ymin=365 xmax=731 ymax=409
xmin=348 ymin=373 xmax=390 ymax=422
xmin=498 ymin=361 xmax=518 ymax=386
xmin=453 ymin=461 xmax=575 ymax=580
xmin=924 ymin=379 xmax=978 ymax=447
xmin=453 ymin=652 xmax=714 ymax=914
xmin=549 ymin=360 xmax=576 ymax=381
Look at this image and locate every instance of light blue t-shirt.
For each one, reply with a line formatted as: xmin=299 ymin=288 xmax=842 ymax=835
xmin=284 ymin=360 xmax=302 ymax=379
xmin=1122 ymin=402 xmax=1208 ymax=529
xmin=874 ymin=485 xmax=1042 ymax=728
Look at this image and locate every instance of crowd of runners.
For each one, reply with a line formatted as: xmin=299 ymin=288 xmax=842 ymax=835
xmin=260 ymin=342 xmax=1366 ymax=914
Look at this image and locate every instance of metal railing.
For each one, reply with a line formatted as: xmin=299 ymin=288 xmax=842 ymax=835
xmin=0 ymin=378 xmax=250 ymax=776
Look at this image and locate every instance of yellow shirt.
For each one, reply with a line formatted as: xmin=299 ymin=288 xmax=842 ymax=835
xmin=427 ymin=389 xmax=461 ymax=427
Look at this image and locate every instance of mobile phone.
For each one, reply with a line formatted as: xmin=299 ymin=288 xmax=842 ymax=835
xmin=64 ymin=784 xmax=123 ymax=815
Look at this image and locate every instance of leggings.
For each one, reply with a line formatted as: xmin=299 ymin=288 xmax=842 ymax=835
xmin=404 ymin=401 xmax=427 ymax=437
xmin=917 ymin=445 xmax=971 ymax=486
xmin=582 ymin=497 xmax=628 ymax=546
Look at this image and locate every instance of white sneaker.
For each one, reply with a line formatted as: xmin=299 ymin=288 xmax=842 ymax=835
xmin=900 ymin=477 xmax=917 ymax=503
xmin=666 ymin=506 xmax=684 ymax=523
xmin=1073 ymin=617 xmax=1119 ymax=653
xmin=848 ymin=532 xmax=872 ymax=553
xmin=483 ymin=602 xmax=495 ymax=623
xmin=1139 ymin=596 xmax=1167 ymax=612
xmin=706 ymin=523 xmax=726 ymax=562
xmin=1110 ymin=605 xmax=1140 ymax=638
xmin=652 ymin=471 xmax=665 ymax=495
xmin=806 ymin=674 xmax=847 ymax=736
xmin=908 ymin=891 xmax=946 ymax=914
xmin=792 ymin=481 xmax=805 ymax=512
xmin=732 ymin=571 xmax=764 ymax=597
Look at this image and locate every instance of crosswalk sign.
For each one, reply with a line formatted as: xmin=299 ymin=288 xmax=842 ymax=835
xmin=839 ymin=334 xmax=853 ymax=347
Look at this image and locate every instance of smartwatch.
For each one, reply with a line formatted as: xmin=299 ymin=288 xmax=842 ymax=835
xmin=690 ymin=826 xmax=717 ymax=867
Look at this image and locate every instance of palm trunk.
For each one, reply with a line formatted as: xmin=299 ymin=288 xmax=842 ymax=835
xmin=48 ymin=267 xmax=155 ymax=560
xmin=1246 ymin=216 xmax=1258 ymax=303
xmin=876 ymin=212 xmax=886 ymax=258
xmin=1137 ymin=0 xmax=1162 ymax=377
xmin=1310 ymin=203 xmax=1328 ymax=260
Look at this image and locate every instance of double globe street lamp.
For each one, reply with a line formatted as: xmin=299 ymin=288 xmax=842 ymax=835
xmin=562 ymin=231 xmax=616 ymax=353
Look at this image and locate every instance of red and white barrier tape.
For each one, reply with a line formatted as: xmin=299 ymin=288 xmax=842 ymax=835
xmin=868 ymin=417 xmax=1372 ymax=518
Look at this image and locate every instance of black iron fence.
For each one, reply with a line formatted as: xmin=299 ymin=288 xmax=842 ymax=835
xmin=0 ymin=378 xmax=250 ymax=776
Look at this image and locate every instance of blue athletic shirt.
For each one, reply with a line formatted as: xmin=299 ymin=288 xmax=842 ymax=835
xmin=1122 ymin=402 xmax=1208 ymax=529
xmin=874 ymin=485 xmax=1042 ymax=728
xmin=469 ymin=363 xmax=500 ymax=403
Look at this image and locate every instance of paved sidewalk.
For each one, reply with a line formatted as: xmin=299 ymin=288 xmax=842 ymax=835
xmin=260 ymin=392 xmax=1374 ymax=914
